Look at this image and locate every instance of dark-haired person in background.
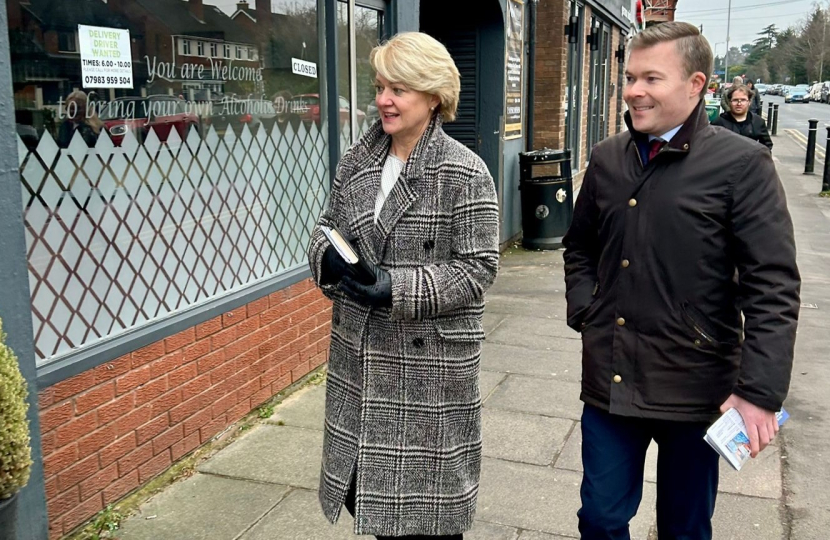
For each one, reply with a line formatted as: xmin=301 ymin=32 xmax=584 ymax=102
xmin=712 ymin=84 xmax=773 ymax=151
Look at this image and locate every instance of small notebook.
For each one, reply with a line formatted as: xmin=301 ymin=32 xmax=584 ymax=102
xmin=320 ymin=224 xmax=376 ymax=285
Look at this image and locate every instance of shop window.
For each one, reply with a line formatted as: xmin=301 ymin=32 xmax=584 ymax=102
xmin=10 ymin=0 xmax=328 ymax=366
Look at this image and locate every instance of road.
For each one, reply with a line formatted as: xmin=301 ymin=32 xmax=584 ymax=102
xmin=762 ymin=95 xmax=830 ymax=167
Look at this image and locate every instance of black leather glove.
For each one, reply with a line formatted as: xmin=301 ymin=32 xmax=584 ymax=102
xmin=320 ymin=243 xmax=358 ymax=286
xmin=339 ymin=263 xmax=392 ymax=309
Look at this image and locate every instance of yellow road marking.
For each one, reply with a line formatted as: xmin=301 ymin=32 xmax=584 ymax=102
xmin=785 ymin=129 xmax=826 ymax=161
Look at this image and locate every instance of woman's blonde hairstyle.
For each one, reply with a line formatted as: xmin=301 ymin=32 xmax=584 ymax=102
xmin=370 ymin=32 xmax=461 ymax=122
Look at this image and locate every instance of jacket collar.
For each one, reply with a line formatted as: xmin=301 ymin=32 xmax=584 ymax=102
xmin=625 ymin=99 xmax=708 ymax=157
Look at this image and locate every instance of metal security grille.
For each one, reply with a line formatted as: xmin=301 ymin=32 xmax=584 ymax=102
xmin=19 ymin=121 xmax=339 ymax=365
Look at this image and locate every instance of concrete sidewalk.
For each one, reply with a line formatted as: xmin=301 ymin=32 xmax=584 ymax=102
xmin=115 ymin=132 xmax=828 ymax=540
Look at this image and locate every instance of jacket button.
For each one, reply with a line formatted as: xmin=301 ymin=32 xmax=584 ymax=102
xmin=628 ymin=198 xmax=638 ymax=207
xmin=613 ymin=374 xmax=622 ymax=383
xmin=332 ymin=315 xmax=341 ymax=325
xmin=412 ymin=337 xmax=424 ymax=348
xmin=616 ymin=317 xmax=626 ymax=326
xmin=694 ymin=339 xmax=702 ymax=346
xmin=423 ymin=240 xmax=435 ymax=250
xmin=621 ymin=259 xmax=630 ymax=268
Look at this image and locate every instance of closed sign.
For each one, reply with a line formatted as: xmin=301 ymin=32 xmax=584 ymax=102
xmin=292 ymin=58 xmax=318 ymax=78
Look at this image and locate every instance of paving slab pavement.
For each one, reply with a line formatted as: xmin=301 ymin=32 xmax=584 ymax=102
xmin=114 ymin=135 xmax=830 ymax=539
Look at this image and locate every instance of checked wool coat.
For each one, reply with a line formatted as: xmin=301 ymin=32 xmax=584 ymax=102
xmin=307 ymin=115 xmax=500 ymax=537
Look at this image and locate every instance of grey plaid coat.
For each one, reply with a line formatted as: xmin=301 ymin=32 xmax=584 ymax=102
xmin=307 ymin=115 xmax=500 ymax=536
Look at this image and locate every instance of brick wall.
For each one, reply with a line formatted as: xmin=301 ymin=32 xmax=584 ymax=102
xmin=37 ymin=279 xmax=331 ymax=539
xmin=532 ymin=0 xmax=569 ymax=152
xmin=533 ymin=2 xmax=631 ymax=190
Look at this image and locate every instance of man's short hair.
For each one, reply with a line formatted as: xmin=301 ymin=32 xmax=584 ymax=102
xmin=725 ymin=84 xmax=754 ymax=101
xmin=630 ymin=22 xmax=714 ymax=98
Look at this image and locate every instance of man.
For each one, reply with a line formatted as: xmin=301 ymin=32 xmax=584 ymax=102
xmin=562 ymin=22 xmax=800 ymax=540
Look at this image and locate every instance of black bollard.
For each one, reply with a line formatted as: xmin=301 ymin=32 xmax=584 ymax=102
xmin=823 ymin=126 xmax=830 ymax=192
xmin=767 ymin=102 xmax=773 ymax=123
xmin=772 ymin=104 xmax=779 ymax=136
xmin=805 ymin=119 xmax=819 ymax=175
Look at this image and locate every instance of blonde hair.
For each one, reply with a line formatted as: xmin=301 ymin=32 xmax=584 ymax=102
xmin=370 ymin=32 xmax=461 ymax=122
xmin=630 ymin=22 xmax=713 ymax=98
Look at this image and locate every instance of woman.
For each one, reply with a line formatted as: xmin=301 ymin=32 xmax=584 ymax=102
xmin=307 ymin=32 xmax=499 ymax=539
xmin=745 ymin=80 xmax=763 ymax=115
xmin=712 ymin=84 xmax=773 ymax=151
xmin=57 ymin=90 xmax=102 ymax=148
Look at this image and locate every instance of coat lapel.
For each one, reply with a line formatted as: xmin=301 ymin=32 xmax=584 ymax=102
xmin=373 ymin=115 xmax=443 ymax=260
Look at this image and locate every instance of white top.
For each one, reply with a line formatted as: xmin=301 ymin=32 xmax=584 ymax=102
xmin=374 ymin=154 xmax=405 ymax=222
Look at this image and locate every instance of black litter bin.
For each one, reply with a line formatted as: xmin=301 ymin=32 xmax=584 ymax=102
xmin=518 ymin=148 xmax=573 ymax=250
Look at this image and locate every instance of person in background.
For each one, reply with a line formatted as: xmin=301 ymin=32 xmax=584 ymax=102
xmin=745 ymin=80 xmax=763 ymax=115
xmin=307 ymin=32 xmax=499 ymax=540
xmin=712 ymin=84 xmax=772 ymax=151
xmin=563 ymin=22 xmax=799 ymax=540
xmin=57 ymin=90 xmax=102 ymax=148
xmin=721 ymin=75 xmax=746 ymax=112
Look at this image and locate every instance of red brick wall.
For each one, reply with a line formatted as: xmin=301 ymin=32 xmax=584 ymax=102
xmin=532 ymin=0 xmax=569 ymax=152
xmin=533 ymin=3 xmax=627 ymax=188
xmin=37 ymin=279 xmax=331 ymax=539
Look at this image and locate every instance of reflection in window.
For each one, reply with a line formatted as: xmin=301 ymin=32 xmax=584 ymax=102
xmin=355 ymin=6 xmax=383 ymax=138
xmin=10 ymin=0 xmax=327 ymax=365
xmin=58 ymin=31 xmax=77 ymax=53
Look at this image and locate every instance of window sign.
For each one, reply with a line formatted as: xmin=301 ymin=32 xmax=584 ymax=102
xmin=78 ymin=24 xmax=133 ymax=89
xmin=11 ymin=0 xmax=327 ymax=365
xmin=503 ymin=0 xmax=524 ymax=139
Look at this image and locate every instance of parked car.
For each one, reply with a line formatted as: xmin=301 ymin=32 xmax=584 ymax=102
xmin=755 ymin=83 xmax=768 ymax=95
xmin=785 ymin=89 xmax=809 ymax=103
xmin=286 ymin=94 xmax=366 ymax=126
xmin=204 ymin=98 xmax=277 ymax=136
xmin=808 ymin=83 xmax=823 ymax=101
xmin=100 ymin=96 xmax=199 ymax=146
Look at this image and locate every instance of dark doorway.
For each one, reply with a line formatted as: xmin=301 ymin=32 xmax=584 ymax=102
xmin=420 ymin=0 xmax=503 ymax=180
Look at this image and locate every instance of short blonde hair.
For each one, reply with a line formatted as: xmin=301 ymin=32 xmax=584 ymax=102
xmin=370 ymin=32 xmax=461 ymax=122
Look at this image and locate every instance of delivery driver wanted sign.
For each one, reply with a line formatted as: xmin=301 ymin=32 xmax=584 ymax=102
xmin=78 ymin=24 xmax=134 ymax=89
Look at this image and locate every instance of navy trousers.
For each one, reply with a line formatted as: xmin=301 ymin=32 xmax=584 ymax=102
xmin=578 ymin=404 xmax=720 ymax=540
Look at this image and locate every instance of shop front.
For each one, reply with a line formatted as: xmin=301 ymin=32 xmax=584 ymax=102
xmin=1 ymin=0 xmax=531 ymax=536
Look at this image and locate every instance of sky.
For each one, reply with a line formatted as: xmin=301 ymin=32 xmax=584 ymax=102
xmin=674 ymin=0 xmax=822 ymax=53
xmin=209 ymin=0 xmax=816 ymax=54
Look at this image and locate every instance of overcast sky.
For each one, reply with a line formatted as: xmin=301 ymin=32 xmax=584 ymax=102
xmin=675 ymin=0 xmax=822 ymax=53
xmin=209 ymin=0 xmax=817 ymax=54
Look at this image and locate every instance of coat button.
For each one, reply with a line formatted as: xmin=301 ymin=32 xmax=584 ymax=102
xmin=628 ymin=198 xmax=637 ymax=207
xmin=621 ymin=259 xmax=630 ymax=268
xmin=616 ymin=317 xmax=626 ymax=326
xmin=613 ymin=374 xmax=622 ymax=383
xmin=423 ymin=240 xmax=435 ymax=250
xmin=332 ymin=314 xmax=340 ymax=325
xmin=694 ymin=339 xmax=702 ymax=346
xmin=412 ymin=337 xmax=425 ymax=348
